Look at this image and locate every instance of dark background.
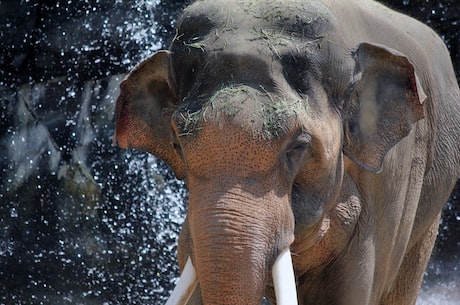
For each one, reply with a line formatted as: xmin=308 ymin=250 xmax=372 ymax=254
xmin=0 ymin=1 xmax=458 ymax=304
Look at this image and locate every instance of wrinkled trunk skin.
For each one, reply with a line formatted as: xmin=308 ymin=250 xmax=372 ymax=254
xmin=187 ymin=179 xmax=294 ymax=305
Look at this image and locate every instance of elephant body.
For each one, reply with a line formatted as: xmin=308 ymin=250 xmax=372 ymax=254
xmin=114 ymin=0 xmax=460 ymax=304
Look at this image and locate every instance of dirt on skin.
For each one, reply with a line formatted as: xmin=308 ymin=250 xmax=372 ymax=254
xmin=175 ymin=84 xmax=309 ymax=140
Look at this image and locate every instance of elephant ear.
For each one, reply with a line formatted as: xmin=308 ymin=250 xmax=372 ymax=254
xmin=343 ymin=42 xmax=426 ymax=173
xmin=114 ymin=51 xmax=186 ymax=179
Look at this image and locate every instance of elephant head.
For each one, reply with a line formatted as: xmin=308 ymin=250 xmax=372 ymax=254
xmin=114 ymin=1 xmax=426 ymax=304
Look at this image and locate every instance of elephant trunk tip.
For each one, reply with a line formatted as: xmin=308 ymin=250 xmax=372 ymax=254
xmin=164 ymin=249 xmax=299 ymax=305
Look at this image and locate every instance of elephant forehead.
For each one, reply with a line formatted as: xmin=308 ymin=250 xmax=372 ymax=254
xmin=179 ymin=0 xmax=334 ymax=39
xmin=171 ymin=0 xmax=336 ymax=93
xmin=173 ymin=85 xmax=310 ymax=141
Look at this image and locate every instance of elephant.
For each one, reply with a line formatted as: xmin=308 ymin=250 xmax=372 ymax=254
xmin=113 ymin=0 xmax=460 ymax=304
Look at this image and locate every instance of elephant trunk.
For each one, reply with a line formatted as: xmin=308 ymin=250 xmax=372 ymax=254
xmin=187 ymin=181 xmax=295 ymax=305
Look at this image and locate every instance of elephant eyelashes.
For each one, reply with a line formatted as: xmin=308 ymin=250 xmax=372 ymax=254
xmin=285 ymin=133 xmax=312 ymax=171
xmin=172 ymin=134 xmax=183 ymax=155
xmin=292 ymin=134 xmax=312 ymax=150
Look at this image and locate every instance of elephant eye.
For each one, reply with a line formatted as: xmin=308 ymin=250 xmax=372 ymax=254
xmin=292 ymin=134 xmax=311 ymax=151
xmin=172 ymin=133 xmax=183 ymax=155
xmin=285 ymin=133 xmax=312 ymax=170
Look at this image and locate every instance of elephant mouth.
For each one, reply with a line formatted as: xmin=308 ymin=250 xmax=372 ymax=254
xmin=165 ymin=248 xmax=298 ymax=305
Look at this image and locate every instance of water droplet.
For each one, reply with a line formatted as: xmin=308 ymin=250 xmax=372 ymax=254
xmin=10 ymin=208 xmax=18 ymax=218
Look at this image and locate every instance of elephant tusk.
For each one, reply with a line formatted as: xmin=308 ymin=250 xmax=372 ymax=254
xmin=272 ymin=248 xmax=298 ymax=305
xmin=165 ymin=257 xmax=198 ymax=305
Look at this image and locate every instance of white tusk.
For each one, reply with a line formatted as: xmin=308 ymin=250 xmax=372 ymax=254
xmin=272 ymin=248 xmax=298 ymax=305
xmin=165 ymin=257 xmax=198 ymax=305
